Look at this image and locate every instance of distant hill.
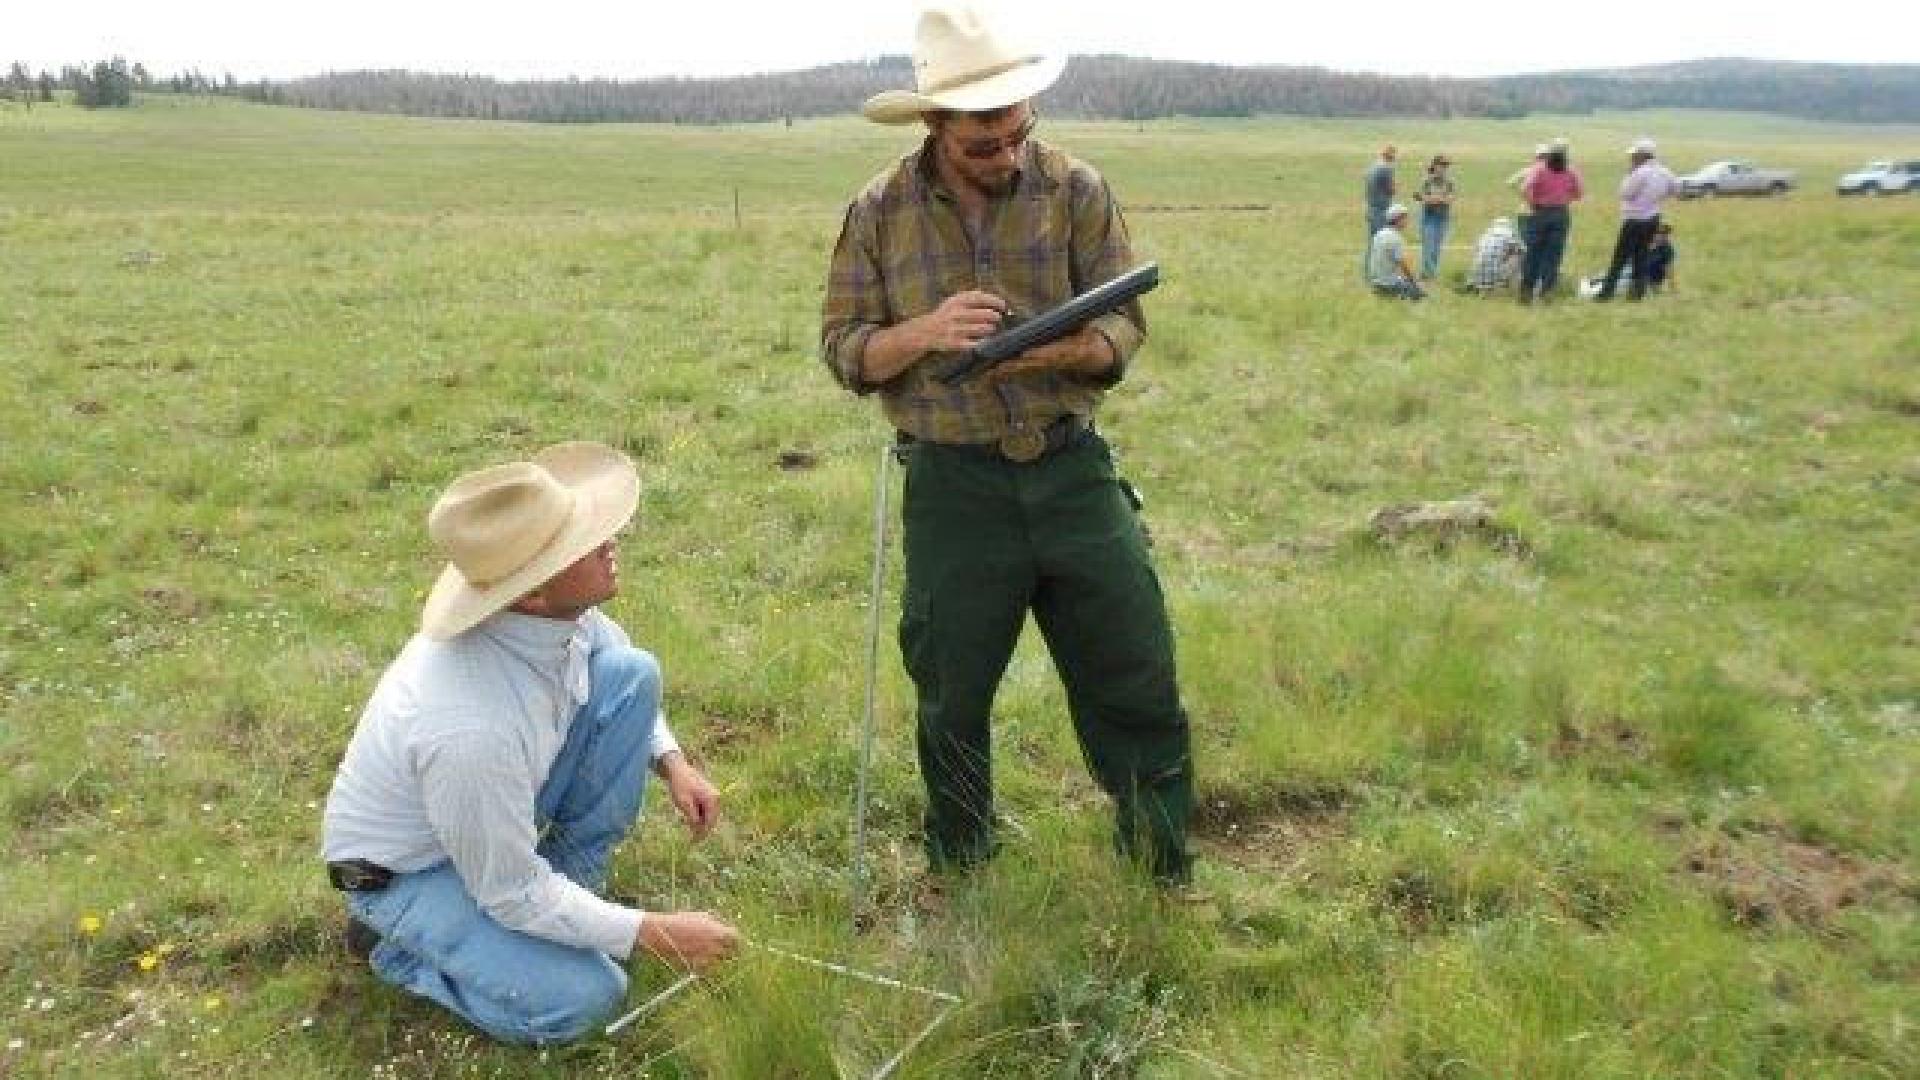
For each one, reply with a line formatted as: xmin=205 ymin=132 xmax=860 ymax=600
xmin=1491 ymin=58 xmax=1920 ymax=124
xmin=232 ymin=56 xmax=1920 ymax=125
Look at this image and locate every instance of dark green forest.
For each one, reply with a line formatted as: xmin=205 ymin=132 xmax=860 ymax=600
xmin=9 ymin=55 xmax=1918 ymax=124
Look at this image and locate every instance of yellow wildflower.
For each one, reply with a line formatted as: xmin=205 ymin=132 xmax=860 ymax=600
xmin=77 ymin=914 xmax=104 ymax=936
xmin=203 ymin=995 xmax=223 ymax=1012
xmin=137 ymin=952 xmax=160 ymax=972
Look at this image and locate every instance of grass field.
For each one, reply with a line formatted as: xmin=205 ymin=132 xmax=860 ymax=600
xmin=2 ymin=95 xmax=1916 ymax=1077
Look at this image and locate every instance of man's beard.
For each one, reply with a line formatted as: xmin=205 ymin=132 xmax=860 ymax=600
xmin=968 ymin=169 xmax=1017 ymax=198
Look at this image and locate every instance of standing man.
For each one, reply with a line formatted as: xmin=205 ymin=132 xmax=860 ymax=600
xmin=1368 ymin=204 xmax=1425 ymax=300
xmin=820 ymin=4 xmax=1194 ymax=885
xmin=1365 ymin=143 xmax=1399 ymax=276
xmin=1594 ymin=137 xmax=1677 ymax=301
xmin=321 ymin=441 xmax=739 ymax=1045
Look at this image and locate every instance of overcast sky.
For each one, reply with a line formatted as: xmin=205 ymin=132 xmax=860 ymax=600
xmin=11 ymin=0 xmax=1913 ymax=82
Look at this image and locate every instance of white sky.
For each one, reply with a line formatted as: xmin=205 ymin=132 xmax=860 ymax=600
xmin=10 ymin=0 xmax=1914 ymax=82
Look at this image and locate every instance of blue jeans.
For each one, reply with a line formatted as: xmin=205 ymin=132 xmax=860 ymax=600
xmin=1520 ymin=206 xmax=1571 ymax=297
xmin=1419 ymin=210 xmax=1450 ymax=279
xmin=345 ymin=646 xmax=662 ymax=1044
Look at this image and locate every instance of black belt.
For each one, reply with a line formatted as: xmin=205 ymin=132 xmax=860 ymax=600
xmin=897 ymin=414 xmax=1091 ymax=464
xmin=327 ymin=859 xmax=394 ymax=892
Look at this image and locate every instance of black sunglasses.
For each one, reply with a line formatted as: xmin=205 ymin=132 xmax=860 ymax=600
xmin=955 ymin=114 xmax=1037 ymax=161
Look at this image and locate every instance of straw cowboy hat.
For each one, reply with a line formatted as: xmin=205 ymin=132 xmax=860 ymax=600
xmin=420 ymin=441 xmax=639 ymax=639
xmin=861 ymin=4 xmax=1066 ymax=124
xmin=1628 ymin=137 xmax=1658 ymax=155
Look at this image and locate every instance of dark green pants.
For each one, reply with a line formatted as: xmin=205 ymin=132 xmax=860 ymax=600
xmin=899 ymin=431 xmax=1193 ymax=881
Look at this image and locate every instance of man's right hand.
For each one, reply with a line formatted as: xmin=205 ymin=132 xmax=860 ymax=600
xmin=860 ymin=290 xmax=1006 ymax=383
xmin=636 ymin=911 xmax=739 ymax=973
xmin=914 ymin=290 xmax=1008 ymax=353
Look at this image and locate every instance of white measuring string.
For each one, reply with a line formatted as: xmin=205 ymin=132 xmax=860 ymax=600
xmin=604 ymin=937 xmax=963 ymax=1038
xmin=747 ymin=938 xmax=961 ymax=1004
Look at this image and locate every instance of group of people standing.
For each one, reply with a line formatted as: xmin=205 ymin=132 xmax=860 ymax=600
xmin=1363 ymin=144 xmax=1457 ymax=299
xmin=1365 ymin=136 xmax=1679 ymax=302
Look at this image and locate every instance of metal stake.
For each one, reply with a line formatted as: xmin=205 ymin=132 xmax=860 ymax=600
xmin=850 ymin=441 xmax=892 ymax=927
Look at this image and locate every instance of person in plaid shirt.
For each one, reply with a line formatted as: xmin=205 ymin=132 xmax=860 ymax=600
xmin=820 ymin=4 xmax=1193 ymax=885
xmin=1468 ymin=217 xmax=1524 ymax=292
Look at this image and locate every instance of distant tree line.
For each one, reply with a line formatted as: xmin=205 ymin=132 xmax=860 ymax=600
xmin=8 ymin=55 xmax=1917 ymax=124
xmin=263 ymin=56 xmax=1920 ymax=126
xmin=1498 ymin=65 xmax=1920 ymax=125
xmin=1 ymin=57 xmax=283 ymax=109
xmin=261 ymin=57 xmax=1516 ymax=123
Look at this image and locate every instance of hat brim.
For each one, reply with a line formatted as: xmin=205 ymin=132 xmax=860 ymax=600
xmin=861 ymin=54 xmax=1067 ymax=124
xmin=419 ymin=442 xmax=639 ymax=640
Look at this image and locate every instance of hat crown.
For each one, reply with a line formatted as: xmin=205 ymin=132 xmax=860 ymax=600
xmin=428 ymin=462 xmax=574 ymax=588
xmin=912 ymin=4 xmax=1039 ymax=95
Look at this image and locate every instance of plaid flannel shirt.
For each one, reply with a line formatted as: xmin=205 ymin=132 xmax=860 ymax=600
xmin=1469 ymin=226 xmax=1523 ymax=289
xmin=820 ymin=137 xmax=1145 ymax=444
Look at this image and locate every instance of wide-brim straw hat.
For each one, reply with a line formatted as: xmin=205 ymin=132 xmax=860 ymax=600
xmin=420 ymin=441 xmax=639 ymax=639
xmin=862 ymin=4 xmax=1066 ymax=124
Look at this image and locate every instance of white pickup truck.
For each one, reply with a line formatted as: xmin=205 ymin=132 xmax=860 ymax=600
xmin=1677 ymin=160 xmax=1796 ymax=198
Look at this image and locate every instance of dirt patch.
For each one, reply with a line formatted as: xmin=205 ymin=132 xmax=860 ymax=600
xmin=140 ymin=584 xmax=208 ymax=620
xmin=1193 ymin=781 xmax=1351 ymax=873
xmin=1767 ymin=295 xmax=1865 ymax=318
xmin=1681 ymin=827 xmax=1913 ymax=930
xmin=687 ymin=705 xmax=783 ymax=753
xmin=1549 ymin=715 xmax=1649 ymax=762
xmin=1367 ymin=497 xmax=1532 ymax=558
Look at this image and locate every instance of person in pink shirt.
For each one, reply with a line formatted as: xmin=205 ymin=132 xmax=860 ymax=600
xmin=1517 ymin=137 xmax=1584 ymax=303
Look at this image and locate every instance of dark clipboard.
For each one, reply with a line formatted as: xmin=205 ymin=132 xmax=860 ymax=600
xmin=939 ymin=262 xmax=1160 ymax=384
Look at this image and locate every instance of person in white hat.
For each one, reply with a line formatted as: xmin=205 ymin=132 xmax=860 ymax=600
xmin=1594 ymin=136 xmax=1678 ymax=301
xmin=1367 ymin=203 xmax=1425 ymax=299
xmin=822 ymin=4 xmax=1194 ymax=885
xmin=1467 ymin=215 xmax=1525 ymax=293
xmin=320 ymin=442 xmax=738 ymax=1044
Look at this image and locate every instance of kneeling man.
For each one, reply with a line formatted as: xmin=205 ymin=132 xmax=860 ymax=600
xmin=321 ymin=441 xmax=738 ymax=1044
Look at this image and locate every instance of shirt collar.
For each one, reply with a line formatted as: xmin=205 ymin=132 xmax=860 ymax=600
xmin=478 ymin=609 xmax=583 ymax=652
xmin=472 ymin=610 xmax=593 ymax=707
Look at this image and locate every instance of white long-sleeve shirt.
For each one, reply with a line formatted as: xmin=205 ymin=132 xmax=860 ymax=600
xmin=321 ymin=608 xmax=678 ymax=959
xmin=1619 ymin=159 xmax=1678 ymax=220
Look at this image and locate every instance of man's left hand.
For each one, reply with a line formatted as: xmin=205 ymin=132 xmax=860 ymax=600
xmin=987 ymin=326 xmax=1115 ymax=381
xmin=658 ymin=753 xmax=721 ymax=840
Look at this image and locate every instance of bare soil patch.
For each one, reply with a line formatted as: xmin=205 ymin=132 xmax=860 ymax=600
xmin=1192 ymin=781 xmax=1352 ymax=874
xmin=1680 ymin=825 xmax=1913 ymax=930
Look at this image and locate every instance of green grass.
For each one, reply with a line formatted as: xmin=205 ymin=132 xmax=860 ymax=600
xmin=2 ymin=95 xmax=1916 ymax=1077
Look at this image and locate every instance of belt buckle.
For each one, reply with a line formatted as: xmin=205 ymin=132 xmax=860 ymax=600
xmin=998 ymin=427 xmax=1046 ymax=463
